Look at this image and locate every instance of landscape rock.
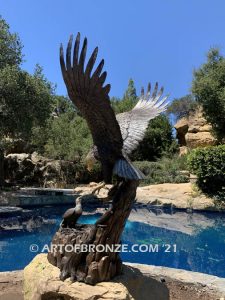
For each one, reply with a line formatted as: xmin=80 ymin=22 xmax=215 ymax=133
xmin=23 ymin=254 xmax=225 ymax=300
xmin=174 ymin=107 xmax=217 ymax=151
xmin=4 ymin=138 xmax=33 ymax=155
xmin=174 ymin=117 xmax=189 ymax=146
xmin=185 ymin=131 xmax=217 ymax=148
xmin=74 ymin=182 xmax=219 ymax=211
xmin=4 ymin=153 xmax=100 ymax=186
xmin=0 ymin=182 xmax=221 ymax=212
xmin=24 ymin=254 xmax=169 ymax=300
xmin=0 ymin=270 xmax=23 ymax=300
xmin=178 ymin=146 xmax=188 ymax=156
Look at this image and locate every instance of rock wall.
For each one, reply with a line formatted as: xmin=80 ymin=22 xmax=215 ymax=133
xmin=174 ymin=107 xmax=217 ymax=153
xmin=4 ymin=152 xmax=102 ymax=187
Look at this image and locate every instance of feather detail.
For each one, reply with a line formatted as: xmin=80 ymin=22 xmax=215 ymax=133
xmin=116 ymin=82 xmax=170 ymax=155
xmin=113 ymin=158 xmax=145 ymax=180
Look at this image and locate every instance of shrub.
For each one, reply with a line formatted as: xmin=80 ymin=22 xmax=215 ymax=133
xmin=188 ymin=145 xmax=225 ymax=195
xmin=40 ymin=114 xmax=92 ymax=162
xmin=167 ymin=94 xmax=198 ymax=120
xmin=131 ymin=115 xmax=177 ymax=161
xmin=134 ymin=155 xmax=189 ymax=185
xmin=192 ymin=48 xmax=225 ymax=141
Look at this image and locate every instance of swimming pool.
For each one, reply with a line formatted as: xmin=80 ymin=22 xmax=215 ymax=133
xmin=0 ymin=205 xmax=225 ymax=277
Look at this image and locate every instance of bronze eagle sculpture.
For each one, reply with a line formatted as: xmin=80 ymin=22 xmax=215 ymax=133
xmin=47 ymin=33 xmax=170 ymax=284
xmin=60 ymin=33 xmax=169 ymax=185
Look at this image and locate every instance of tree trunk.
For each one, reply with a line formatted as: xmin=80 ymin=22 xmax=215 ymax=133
xmin=47 ymin=179 xmax=139 ymax=284
xmin=0 ymin=147 xmax=4 ymax=188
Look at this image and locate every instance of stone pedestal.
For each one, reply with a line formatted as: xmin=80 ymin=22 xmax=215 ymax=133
xmin=23 ymin=254 xmax=225 ymax=300
xmin=23 ymin=254 xmax=168 ymax=300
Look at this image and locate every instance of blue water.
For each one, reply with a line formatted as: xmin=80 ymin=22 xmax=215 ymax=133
xmin=0 ymin=205 xmax=225 ymax=278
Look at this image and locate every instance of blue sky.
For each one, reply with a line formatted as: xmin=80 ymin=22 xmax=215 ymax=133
xmin=0 ymin=0 xmax=225 ymax=100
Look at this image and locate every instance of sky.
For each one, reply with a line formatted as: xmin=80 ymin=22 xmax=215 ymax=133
xmin=1 ymin=0 xmax=225 ymax=100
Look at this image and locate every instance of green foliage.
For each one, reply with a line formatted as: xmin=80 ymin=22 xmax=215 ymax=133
xmin=192 ymin=48 xmax=225 ymax=141
xmin=43 ymin=113 xmax=92 ymax=162
xmin=111 ymin=79 xmax=176 ymax=161
xmin=111 ymin=78 xmax=137 ymax=113
xmin=131 ymin=114 xmax=177 ymax=161
xmin=134 ymin=155 xmax=189 ymax=185
xmin=33 ymin=64 xmax=55 ymax=93
xmin=111 ymin=96 xmax=135 ymax=114
xmin=0 ymin=16 xmax=54 ymax=146
xmin=0 ymin=65 xmax=54 ymax=140
xmin=32 ymin=95 xmax=92 ymax=162
xmin=52 ymin=95 xmax=76 ymax=117
xmin=0 ymin=16 xmax=25 ymax=187
xmin=123 ymin=78 xmax=137 ymax=102
xmin=0 ymin=16 xmax=23 ymax=69
xmin=188 ymin=145 xmax=225 ymax=195
xmin=167 ymin=94 xmax=198 ymax=120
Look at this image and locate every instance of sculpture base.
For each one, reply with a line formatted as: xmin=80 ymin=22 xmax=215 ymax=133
xmin=47 ymin=224 xmax=122 ymax=284
xmin=47 ymin=180 xmax=139 ymax=284
xmin=23 ymin=254 xmax=169 ymax=300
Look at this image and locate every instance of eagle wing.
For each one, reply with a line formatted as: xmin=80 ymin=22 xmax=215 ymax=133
xmin=116 ymin=83 xmax=169 ymax=155
xmin=60 ymin=33 xmax=123 ymax=163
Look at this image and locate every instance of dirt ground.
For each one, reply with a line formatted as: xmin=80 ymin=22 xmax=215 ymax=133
xmin=0 ymin=270 xmax=220 ymax=300
xmin=0 ymin=271 xmax=23 ymax=300
xmin=166 ymin=281 xmax=216 ymax=300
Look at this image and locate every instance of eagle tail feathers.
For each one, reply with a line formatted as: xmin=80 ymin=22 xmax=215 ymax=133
xmin=113 ymin=158 xmax=145 ymax=180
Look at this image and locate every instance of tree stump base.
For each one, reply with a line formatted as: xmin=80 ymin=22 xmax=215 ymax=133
xmin=48 ymin=180 xmax=138 ymax=285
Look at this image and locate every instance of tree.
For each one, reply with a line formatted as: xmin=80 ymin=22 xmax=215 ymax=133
xmin=192 ymin=48 xmax=225 ymax=141
xmin=0 ymin=16 xmax=24 ymax=186
xmin=52 ymin=95 xmax=76 ymax=117
xmin=0 ymin=65 xmax=54 ymax=140
xmin=131 ymin=114 xmax=176 ymax=161
xmin=0 ymin=16 xmax=23 ymax=69
xmin=31 ymin=94 xmax=91 ymax=161
xmin=111 ymin=80 xmax=176 ymax=161
xmin=123 ymin=78 xmax=137 ymax=102
xmin=0 ymin=17 xmax=54 ymax=187
xmin=111 ymin=78 xmax=137 ymax=113
xmin=44 ymin=114 xmax=92 ymax=162
xmin=167 ymin=94 xmax=197 ymax=121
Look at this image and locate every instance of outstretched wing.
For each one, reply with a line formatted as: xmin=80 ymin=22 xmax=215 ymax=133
xmin=60 ymin=33 xmax=123 ymax=161
xmin=116 ymin=82 xmax=169 ymax=155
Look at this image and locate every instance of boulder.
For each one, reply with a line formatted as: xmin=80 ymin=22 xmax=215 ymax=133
xmin=31 ymin=152 xmax=47 ymax=164
xmin=6 ymin=153 xmax=30 ymax=160
xmin=23 ymin=254 xmax=225 ymax=300
xmin=174 ymin=117 xmax=188 ymax=146
xmin=4 ymin=151 xmax=102 ymax=186
xmin=5 ymin=153 xmax=35 ymax=184
xmin=174 ymin=107 xmax=217 ymax=151
xmin=24 ymin=254 xmax=169 ymax=300
xmin=178 ymin=146 xmax=188 ymax=156
xmin=74 ymin=182 xmax=218 ymax=211
xmin=4 ymin=138 xmax=33 ymax=155
xmin=185 ymin=131 xmax=217 ymax=148
xmin=4 ymin=153 xmax=82 ymax=186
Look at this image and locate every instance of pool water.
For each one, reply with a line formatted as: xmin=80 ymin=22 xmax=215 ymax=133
xmin=0 ymin=205 xmax=225 ymax=278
